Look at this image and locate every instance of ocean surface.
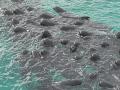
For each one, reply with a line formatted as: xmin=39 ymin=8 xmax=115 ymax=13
xmin=0 ymin=0 xmax=120 ymax=90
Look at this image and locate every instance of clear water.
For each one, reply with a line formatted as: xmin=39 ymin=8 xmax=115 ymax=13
xmin=0 ymin=0 xmax=120 ymax=90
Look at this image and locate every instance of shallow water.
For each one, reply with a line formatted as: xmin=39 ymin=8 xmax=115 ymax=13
xmin=0 ymin=0 xmax=120 ymax=90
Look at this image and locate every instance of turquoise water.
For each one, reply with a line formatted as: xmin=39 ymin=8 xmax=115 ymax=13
xmin=0 ymin=0 xmax=120 ymax=90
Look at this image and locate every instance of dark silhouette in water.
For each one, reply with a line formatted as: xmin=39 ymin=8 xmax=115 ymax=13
xmin=60 ymin=25 xmax=76 ymax=31
xmin=116 ymin=32 xmax=120 ymax=39
xmin=112 ymin=60 xmax=120 ymax=70
xmin=99 ymin=81 xmax=114 ymax=88
xmin=3 ymin=9 xmax=13 ymax=15
xmin=13 ymin=27 xmax=27 ymax=34
xmin=70 ymin=42 xmax=80 ymax=53
xmin=90 ymin=54 xmax=100 ymax=62
xmin=13 ymin=9 xmax=24 ymax=15
xmin=40 ymin=19 xmax=56 ymax=26
xmin=74 ymin=21 xmax=84 ymax=26
xmin=60 ymin=39 xmax=69 ymax=45
xmin=12 ymin=18 xmax=19 ymax=25
xmin=55 ymin=79 xmax=82 ymax=86
xmin=41 ymin=38 xmax=54 ymax=47
xmin=100 ymin=42 xmax=109 ymax=48
xmin=26 ymin=6 xmax=34 ymax=12
xmin=79 ymin=31 xmax=92 ymax=37
xmin=41 ymin=30 xmax=52 ymax=39
xmin=53 ymin=7 xmax=66 ymax=13
xmin=40 ymin=13 xmax=54 ymax=19
xmin=11 ymin=0 xmax=24 ymax=3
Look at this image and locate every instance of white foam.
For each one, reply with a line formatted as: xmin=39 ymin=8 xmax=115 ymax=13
xmin=0 ymin=8 xmax=4 ymax=16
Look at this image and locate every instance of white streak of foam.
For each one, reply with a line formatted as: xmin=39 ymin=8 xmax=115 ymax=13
xmin=112 ymin=74 xmax=120 ymax=82
xmin=0 ymin=8 xmax=4 ymax=16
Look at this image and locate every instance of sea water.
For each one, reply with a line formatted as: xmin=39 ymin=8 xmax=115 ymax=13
xmin=0 ymin=0 xmax=120 ymax=90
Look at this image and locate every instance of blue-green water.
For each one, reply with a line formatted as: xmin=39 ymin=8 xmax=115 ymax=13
xmin=0 ymin=0 xmax=120 ymax=90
